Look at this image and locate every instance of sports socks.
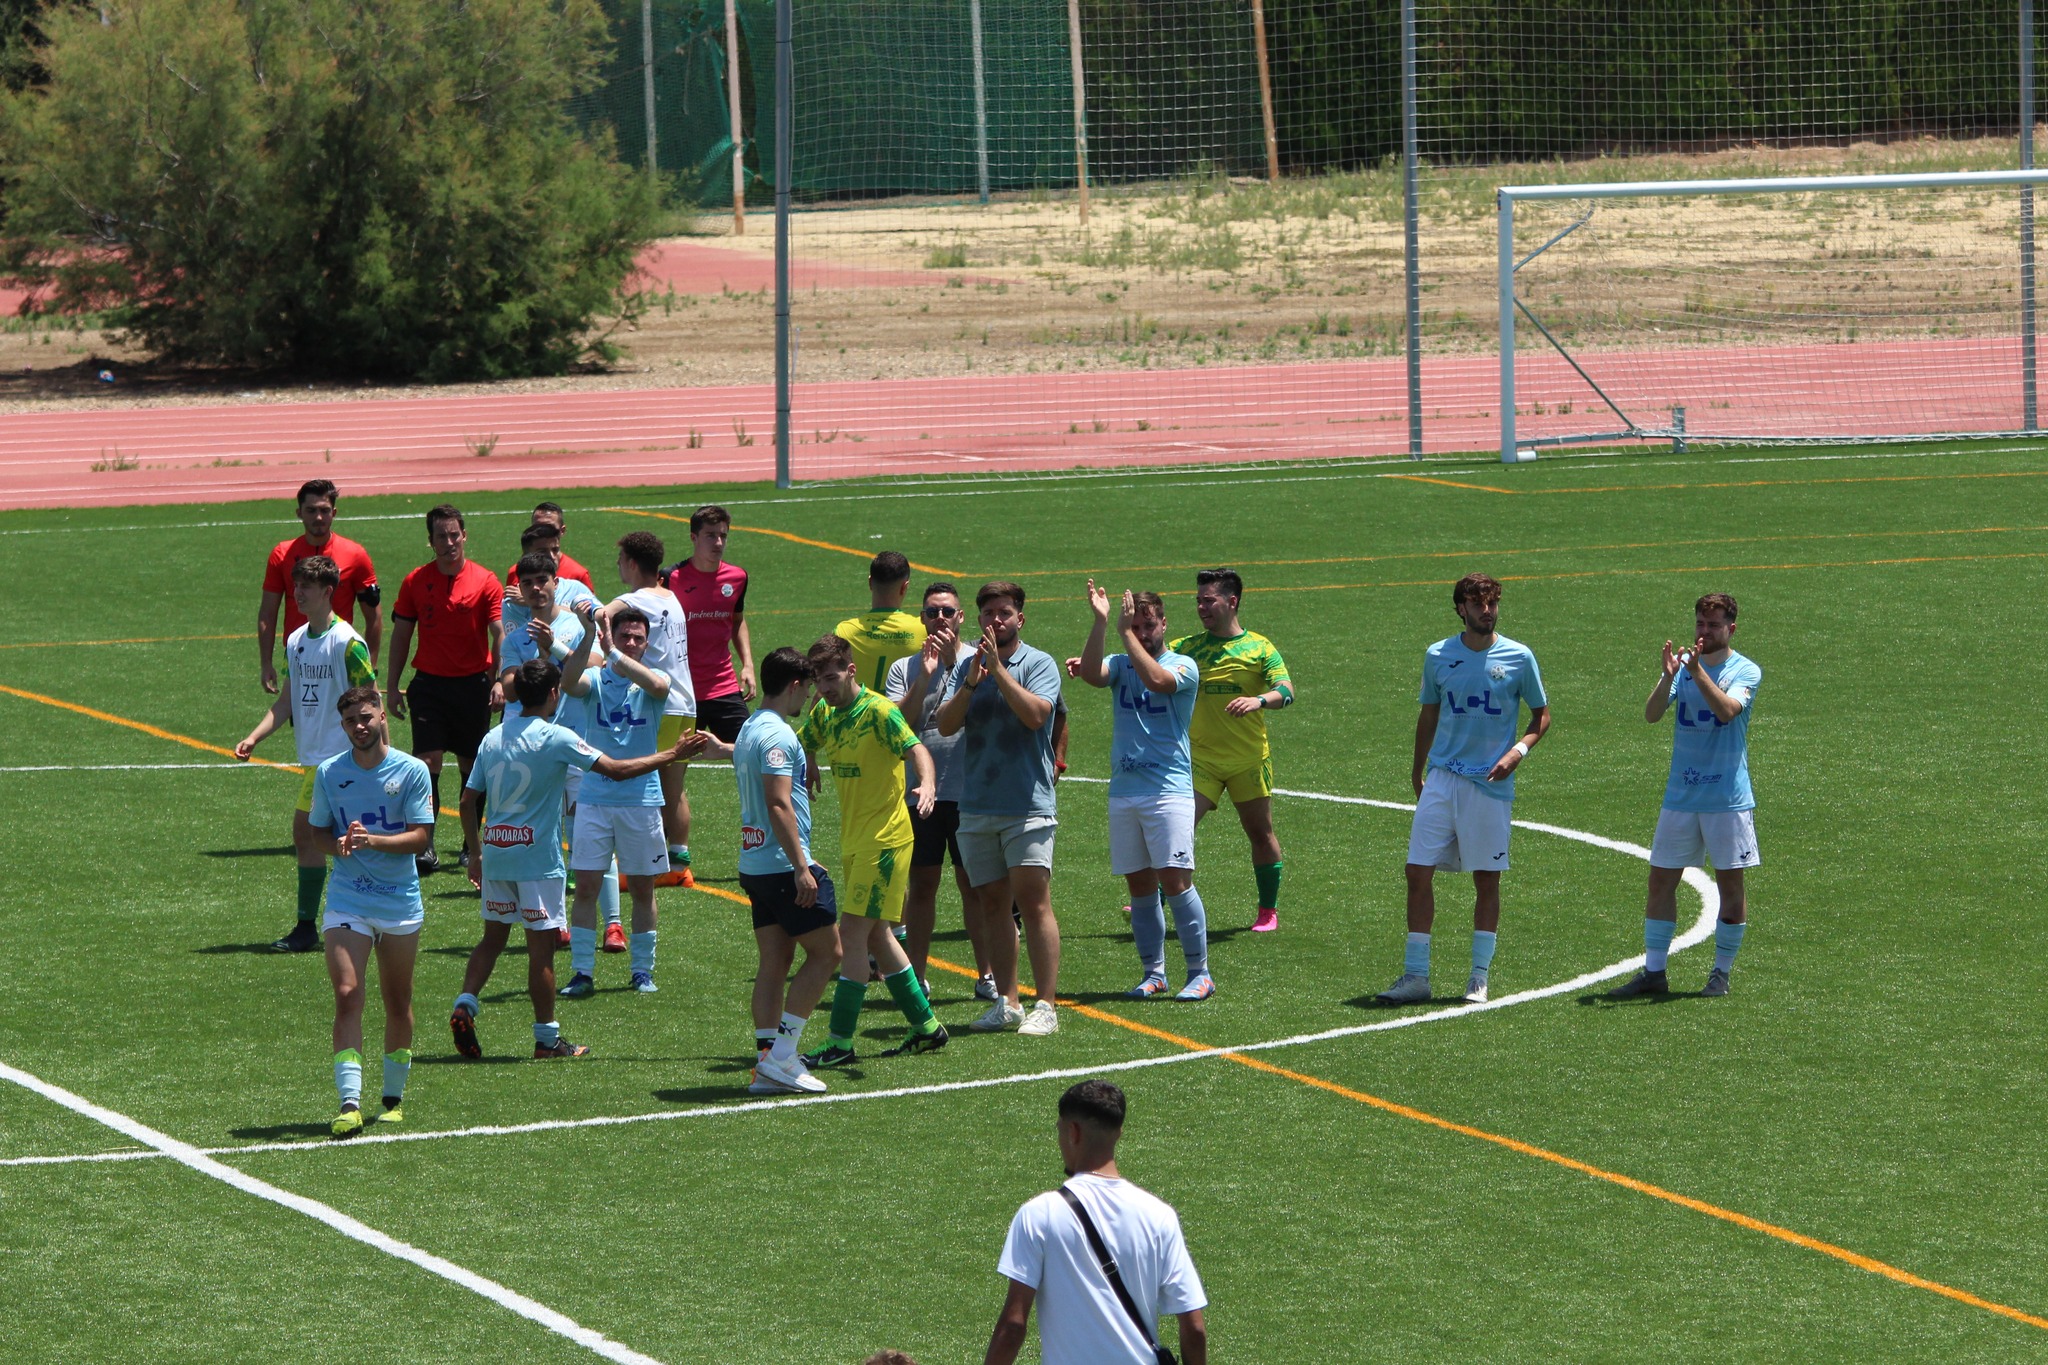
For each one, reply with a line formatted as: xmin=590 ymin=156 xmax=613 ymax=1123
xmin=453 ymin=992 xmax=480 ymax=1018
xmin=668 ymin=843 xmax=690 ymax=867
xmin=599 ymin=867 xmax=621 ymax=927
xmin=883 ymin=965 xmax=938 ymax=1034
xmin=1129 ymin=890 xmax=1167 ymax=975
xmin=1166 ymin=887 xmax=1208 ymax=978
xmin=296 ymin=866 xmax=326 ymax=923
xmin=334 ymin=1048 xmax=362 ymax=1107
xmin=1644 ymin=918 xmax=1676 ymax=973
xmin=629 ymin=930 xmax=657 ymax=976
xmin=1253 ymin=861 xmax=1284 ymax=911
xmin=1714 ymin=919 xmax=1747 ymax=972
xmin=534 ymin=1020 xmax=561 ymax=1047
xmin=569 ymin=925 xmax=598 ymax=976
xmin=755 ymin=1027 xmax=777 ymax=1058
xmin=382 ymin=1049 xmax=411 ymax=1104
xmin=1471 ymin=929 xmax=1497 ymax=981
xmin=826 ymin=975 xmax=867 ymax=1047
xmin=1404 ymin=931 xmax=1431 ymax=977
xmin=769 ymin=1011 xmax=809 ymax=1063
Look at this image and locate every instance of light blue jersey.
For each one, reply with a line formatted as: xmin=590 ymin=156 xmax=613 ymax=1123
xmin=501 ymin=579 xmax=597 ymax=639
xmin=1663 ymin=651 xmax=1761 ymax=812
xmin=310 ymin=747 xmax=435 ymax=923
xmin=734 ymin=708 xmax=811 ymax=875
xmin=501 ymin=608 xmax=590 ymax=732
xmin=1106 ymin=649 xmax=1199 ymax=797
xmin=464 ymin=714 xmax=599 ymax=881
xmin=1419 ymin=633 xmax=1548 ymax=802
xmin=578 ymin=665 xmax=666 ymax=807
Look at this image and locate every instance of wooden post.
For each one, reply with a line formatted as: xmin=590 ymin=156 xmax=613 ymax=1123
xmin=726 ymin=0 xmax=745 ymax=233
xmin=642 ymin=0 xmax=658 ymax=179
xmin=1067 ymin=0 xmax=1089 ymax=223
xmin=1250 ymin=0 xmax=1279 ymax=183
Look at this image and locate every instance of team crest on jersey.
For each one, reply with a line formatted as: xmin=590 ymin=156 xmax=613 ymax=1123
xmin=383 ymin=778 xmax=403 ymax=795
xmin=766 ymin=746 xmax=788 ymax=766
xmin=720 ymin=582 xmax=735 ymax=597
xmin=1488 ymin=664 xmax=1509 ymax=681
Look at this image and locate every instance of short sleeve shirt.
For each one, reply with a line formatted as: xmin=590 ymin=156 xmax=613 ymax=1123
xmin=1663 ymin=651 xmax=1761 ymax=812
xmin=887 ymin=652 xmax=964 ymax=803
xmin=1171 ymin=630 xmax=1292 ymax=774
xmin=836 ymin=609 xmax=927 ymax=694
xmin=500 ymin=607 xmax=589 ymax=732
xmin=310 ymin=748 xmax=435 ymax=923
xmin=619 ymin=587 xmax=694 ymax=717
xmin=952 ymin=641 xmax=1062 ymax=820
xmin=464 ymin=715 xmax=599 ymax=882
xmin=577 ymin=666 xmax=666 ymax=807
xmin=1419 ymin=633 xmax=1548 ymax=802
xmin=734 ymin=708 xmax=811 ymax=875
xmin=1106 ymin=649 xmax=1200 ymax=798
xmin=264 ymin=533 xmax=379 ymax=638
xmin=669 ymin=560 xmax=749 ymax=701
xmin=797 ymin=688 xmax=923 ymax=856
xmin=394 ymin=560 xmax=503 ymax=677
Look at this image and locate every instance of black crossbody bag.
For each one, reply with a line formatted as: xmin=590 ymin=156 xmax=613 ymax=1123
xmin=1058 ymin=1186 xmax=1178 ymax=1365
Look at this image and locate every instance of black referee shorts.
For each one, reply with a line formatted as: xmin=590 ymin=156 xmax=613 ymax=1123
xmin=406 ymin=670 xmax=492 ymax=764
xmin=909 ymin=799 xmax=962 ymax=871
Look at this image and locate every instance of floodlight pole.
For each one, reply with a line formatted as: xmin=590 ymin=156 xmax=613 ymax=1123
xmin=1251 ymin=0 xmax=1279 ymax=184
xmin=1067 ymin=0 xmax=1089 ymax=224
xmin=728 ymin=0 xmax=745 ymax=233
xmin=2023 ymin=0 xmax=2038 ymax=431
xmin=971 ymin=0 xmax=990 ymax=203
xmin=1402 ymin=0 xmax=1422 ymax=459
xmin=642 ymin=0 xmax=658 ymax=179
xmin=773 ymin=0 xmax=792 ymax=488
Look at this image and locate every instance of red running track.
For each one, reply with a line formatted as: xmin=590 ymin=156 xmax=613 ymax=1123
xmin=0 ymin=336 xmax=2029 ymax=509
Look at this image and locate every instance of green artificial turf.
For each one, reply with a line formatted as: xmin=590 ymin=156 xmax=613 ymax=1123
xmin=2 ymin=442 xmax=2047 ymax=1362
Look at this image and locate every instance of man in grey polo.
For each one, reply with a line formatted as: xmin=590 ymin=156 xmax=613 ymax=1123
xmin=938 ymin=579 xmax=1064 ymax=1036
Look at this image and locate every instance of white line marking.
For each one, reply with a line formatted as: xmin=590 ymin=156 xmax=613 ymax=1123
xmin=0 ymin=762 xmax=272 ymax=773
xmin=0 ymin=1059 xmax=667 ymax=1364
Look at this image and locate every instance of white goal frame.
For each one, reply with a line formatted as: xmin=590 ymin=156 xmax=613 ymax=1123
xmin=1496 ymin=167 xmax=2048 ymax=463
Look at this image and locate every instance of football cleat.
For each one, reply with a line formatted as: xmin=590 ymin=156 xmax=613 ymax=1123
xmin=330 ymin=1106 xmax=364 ymax=1139
xmin=533 ymin=1036 xmax=590 ymax=1059
xmin=415 ymin=847 xmax=440 ymax=877
xmin=750 ymin=1053 xmax=827 ymax=1094
xmin=272 ymin=921 xmax=320 ymax=954
xmin=1701 ymin=968 xmax=1732 ymax=998
xmin=1374 ymin=972 xmax=1432 ymax=1005
xmin=653 ymin=867 xmax=694 ymax=889
xmin=803 ymin=1043 xmax=858 ymax=1069
xmin=377 ymin=1099 xmax=403 ymax=1125
xmin=970 ymin=1000 xmax=1024 ymax=1032
xmin=1124 ymin=973 xmax=1171 ymax=1000
xmin=449 ymin=1006 xmax=482 ymax=1059
xmin=602 ymin=922 xmax=627 ymax=953
xmin=1175 ymin=974 xmax=1217 ymax=1002
xmin=558 ymin=972 xmax=595 ymax=999
xmin=1460 ymin=973 xmax=1489 ymax=1005
xmin=1250 ymin=908 xmax=1279 ymax=933
xmin=631 ymin=971 xmax=658 ymax=994
xmin=882 ymin=1023 xmax=950 ymax=1057
xmin=1018 ymin=1000 xmax=1060 ymax=1036
xmin=1607 ymin=968 xmax=1669 ymax=1000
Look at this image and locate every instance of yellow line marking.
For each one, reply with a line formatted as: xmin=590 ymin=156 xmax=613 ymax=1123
xmin=0 ymin=684 xmax=298 ymax=769
xmin=0 ymin=632 xmax=250 ymax=652
xmin=1383 ymin=474 xmax=1523 ymax=493
xmin=606 ymin=507 xmax=957 ymax=577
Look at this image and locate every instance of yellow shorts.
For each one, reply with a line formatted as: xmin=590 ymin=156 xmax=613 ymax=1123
xmin=656 ymin=714 xmax=698 ymax=749
xmin=840 ymin=841 xmax=913 ymax=924
xmin=1194 ymin=756 xmax=1273 ymax=806
xmin=295 ymin=767 xmax=318 ymax=814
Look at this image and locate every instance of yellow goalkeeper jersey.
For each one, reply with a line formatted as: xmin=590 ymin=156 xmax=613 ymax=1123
xmin=1171 ymin=629 xmax=1294 ymax=772
xmin=798 ymin=687 xmax=923 ymax=855
xmin=834 ymin=609 xmax=927 ymax=694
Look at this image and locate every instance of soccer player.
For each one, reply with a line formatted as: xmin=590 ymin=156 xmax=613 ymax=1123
xmin=526 ymin=501 xmax=595 ymax=590
xmin=503 ymin=522 xmax=599 ymax=623
xmin=723 ymin=646 xmax=840 ymax=1095
xmin=1377 ymin=573 xmax=1550 ymax=1007
xmin=796 ymin=634 xmax=947 ymax=1066
xmin=665 ymin=504 xmax=756 ymax=743
xmin=236 ymin=556 xmax=378 ymax=953
xmin=936 ymin=582 xmax=1064 ymax=1037
xmin=1173 ymin=568 xmax=1294 ymax=933
xmin=385 ymin=504 xmax=504 ymax=881
xmin=559 ymin=605 xmax=684 ymax=996
xmin=836 ymin=550 xmax=927 ymax=694
xmin=600 ymin=530 xmax=698 ymax=886
xmin=300 ymin=685 xmax=434 ymax=1138
xmin=1609 ymin=593 xmax=1760 ymax=999
xmin=451 ymin=656 xmax=699 ymax=1060
xmin=258 ymin=479 xmax=381 ymax=695
xmin=1075 ymin=582 xmax=1213 ymax=1001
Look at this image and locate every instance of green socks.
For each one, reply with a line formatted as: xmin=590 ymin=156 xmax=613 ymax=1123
xmin=884 ymin=965 xmax=938 ymax=1033
xmin=1254 ymin=861 xmax=1284 ymax=911
xmin=827 ymin=974 xmax=867 ymax=1047
xmin=296 ymin=866 xmax=327 ymax=923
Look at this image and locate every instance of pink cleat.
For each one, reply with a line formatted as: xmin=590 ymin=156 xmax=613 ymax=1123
xmin=1251 ymin=908 xmax=1279 ymax=932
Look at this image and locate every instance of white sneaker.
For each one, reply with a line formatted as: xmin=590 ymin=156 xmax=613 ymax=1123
xmin=749 ymin=1053 xmax=827 ymax=1095
xmin=1375 ymin=972 xmax=1431 ymax=1004
xmin=1460 ymin=973 xmax=1489 ymax=1004
xmin=974 ymin=973 xmax=999 ymax=1002
xmin=970 ymin=1000 xmax=1025 ymax=1032
xmin=1017 ymin=1000 xmax=1060 ymax=1036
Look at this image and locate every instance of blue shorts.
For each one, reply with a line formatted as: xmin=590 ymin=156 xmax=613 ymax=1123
xmin=740 ymin=864 xmax=839 ymax=938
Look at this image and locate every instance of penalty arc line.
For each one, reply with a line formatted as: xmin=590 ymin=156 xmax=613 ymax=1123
xmin=0 ymin=1060 xmax=667 ymax=1365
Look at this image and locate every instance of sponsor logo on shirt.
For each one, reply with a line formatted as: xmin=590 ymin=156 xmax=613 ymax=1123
xmin=1680 ymin=767 xmax=1723 ymax=787
xmin=766 ymin=747 xmax=789 ymax=766
xmin=484 ymin=823 xmax=536 ymax=847
xmin=741 ymin=825 xmax=767 ymax=850
xmin=836 ymin=762 xmax=862 ymax=778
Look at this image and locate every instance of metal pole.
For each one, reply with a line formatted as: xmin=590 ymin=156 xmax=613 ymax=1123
xmin=642 ymin=0 xmax=658 ymax=178
xmin=971 ymin=0 xmax=990 ymax=204
xmin=727 ymin=0 xmax=745 ymax=234
xmin=1067 ymin=0 xmax=1088 ymax=223
xmin=1250 ymin=0 xmax=1279 ymax=184
xmin=1402 ymin=0 xmax=1422 ymax=459
xmin=774 ymin=0 xmax=792 ymax=487
xmin=1499 ymin=190 xmax=1516 ymax=464
xmin=2024 ymin=0 xmax=2037 ymax=431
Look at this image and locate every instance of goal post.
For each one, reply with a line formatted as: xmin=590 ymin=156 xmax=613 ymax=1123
xmin=1497 ymin=168 xmax=2048 ymax=463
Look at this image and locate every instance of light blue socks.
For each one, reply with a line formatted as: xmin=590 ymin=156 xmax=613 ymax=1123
xmin=1645 ymin=918 xmax=1676 ymax=972
xmin=630 ymin=930 xmax=657 ymax=976
xmin=1130 ymin=890 xmax=1166 ymax=976
xmin=570 ymin=925 xmax=599 ymax=975
xmin=1404 ymin=931 xmax=1431 ymax=977
xmin=1470 ymin=929 xmax=1497 ymax=981
xmin=534 ymin=1020 xmax=560 ymax=1047
xmin=1166 ymin=887 xmax=1208 ymax=978
xmin=1714 ymin=920 xmax=1746 ymax=972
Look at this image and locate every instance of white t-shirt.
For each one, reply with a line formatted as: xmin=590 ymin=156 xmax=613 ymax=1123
xmin=619 ymin=586 xmax=694 ymax=718
xmin=997 ymin=1173 xmax=1206 ymax=1365
xmin=286 ymin=619 xmax=373 ymax=766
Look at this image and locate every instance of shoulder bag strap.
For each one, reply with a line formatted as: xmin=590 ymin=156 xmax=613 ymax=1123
xmin=1058 ymin=1186 xmax=1160 ymax=1350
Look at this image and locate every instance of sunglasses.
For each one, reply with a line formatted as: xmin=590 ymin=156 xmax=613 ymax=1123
xmin=922 ymin=605 xmax=960 ymax=619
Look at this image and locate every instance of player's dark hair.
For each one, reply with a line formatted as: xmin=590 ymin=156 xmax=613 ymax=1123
xmin=1696 ymin=592 xmax=1739 ymax=622
xmin=426 ymin=503 xmax=465 ymax=535
xmin=532 ymin=501 xmax=566 ymax=528
xmin=807 ymin=633 xmax=855 ymax=669
xmin=515 ymin=551 xmax=557 ymax=584
xmin=1195 ymin=567 xmax=1243 ymax=601
xmin=336 ymin=683 xmax=381 ymax=715
xmin=295 ymin=479 xmax=338 ymax=508
xmin=1058 ymin=1080 xmax=1127 ymax=1132
xmin=291 ymin=555 xmax=341 ymax=590
xmin=869 ymin=550 xmax=911 ymax=585
xmin=1453 ymin=573 xmax=1502 ymax=608
xmin=512 ymin=658 xmax=561 ymax=708
xmin=617 ymin=530 xmax=665 ymax=576
xmin=610 ymin=606 xmax=651 ymax=638
xmin=862 ymin=1353 xmax=922 ymax=1365
xmin=922 ymin=581 xmax=958 ymax=602
xmin=690 ymin=504 xmax=731 ymax=535
xmin=976 ymin=580 xmax=1026 ymax=612
xmin=1131 ymin=590 xmax=1165 ymax=614
xmin=761 ymin=646 xmax=815 ymax=697
xmin=519 ymin=522 xmax=561 ymax=552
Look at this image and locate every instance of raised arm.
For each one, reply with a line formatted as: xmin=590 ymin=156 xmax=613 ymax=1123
xmin=936 ymin=652 xmax=982 ymax=737
xmin=590 ymin=729 xmax=704 ymax=783
xmin=1685 ymin=643 xmax=1747 ymax=723
xmin=605 ymin=648 xmax=672 ymax=700
xmin=1075 ymin=579 xmax=1113 ymax=688
xmin=1646 ymin=640 xmax=1684 ymax=722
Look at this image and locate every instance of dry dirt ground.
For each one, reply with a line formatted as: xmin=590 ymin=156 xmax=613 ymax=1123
xmin=0 ymin=134 xmax=2030 ymax=413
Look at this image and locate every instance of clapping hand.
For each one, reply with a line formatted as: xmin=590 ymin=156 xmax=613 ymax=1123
xmin=1086 ymin=577 xmax=1111 ymax=622
xmin=1116 ymin=589 xmax=1137 ymax=637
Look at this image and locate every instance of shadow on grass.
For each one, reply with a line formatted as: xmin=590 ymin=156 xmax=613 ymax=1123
xmin=229 ymin=1121 xmax=330 ymax=1141
xmin=193 ymin=942 xmax=302 ymax=955
xmin=202 ymin=846 xmax=296 ymax=859
xmin=1340 ymin=992 xmax=1470 ymax=1010
xmin=1576 ymin=988 xmax=1709 ymax=1006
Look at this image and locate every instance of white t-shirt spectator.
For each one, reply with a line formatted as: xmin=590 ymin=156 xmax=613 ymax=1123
xmin=997 ymin=1172 xmax=1206 ymax=1364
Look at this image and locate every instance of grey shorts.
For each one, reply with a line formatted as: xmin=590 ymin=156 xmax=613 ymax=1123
xmin=957 ymin=813 xmax=1057 ymax=887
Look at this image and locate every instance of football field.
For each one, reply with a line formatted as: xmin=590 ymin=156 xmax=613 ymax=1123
xmin=3 ymin=444 xmax=2047 ymax=1363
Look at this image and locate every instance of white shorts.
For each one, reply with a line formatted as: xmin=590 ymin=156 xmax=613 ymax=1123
xmin=1650 ymin=807 xmax=1760 ymax=871
xmin=563 ymin=766 xmax=583 ymax=806
xmin=322 ymin=906 xmax=423 ymax=941
xmin=1406 ymin=768 xmax=1514 ymax=873
xmin=957 ymin=812 xmax=1057 ymax=888
xmin=480 ymin=878 xmax=567 ymax=932
xmin=1108 ymin=793 xmax=1196 ymax=877
xmin=572 ymin=804 xmax=669 ymax=881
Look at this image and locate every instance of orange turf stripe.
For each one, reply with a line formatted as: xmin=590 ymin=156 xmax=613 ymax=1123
xmin=1382 ymin=474 xmax=1520 ymax=493
xmin=605 ymin=507 xmax=955 ymax=577
xmin=0 ymin=683 xmax=298 ymax=770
